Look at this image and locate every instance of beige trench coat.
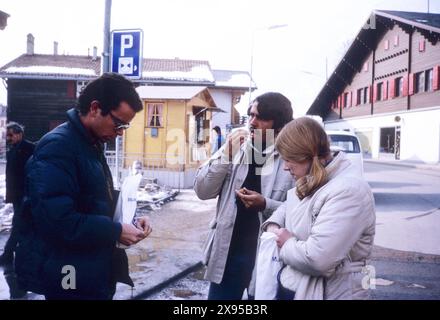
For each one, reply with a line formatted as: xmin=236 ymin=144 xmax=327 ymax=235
xmin=262 ymin=152 xmax=376 ymax=300
xmin=194 ymin=143 xmax=293 ymax=285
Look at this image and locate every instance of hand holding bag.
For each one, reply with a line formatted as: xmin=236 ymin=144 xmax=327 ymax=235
xmin=255 ymin=232 xmax=283 ymax=300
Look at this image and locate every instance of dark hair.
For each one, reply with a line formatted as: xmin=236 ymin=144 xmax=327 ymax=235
xmin=7 ymin=121 xmax=24 ymax=134
xmin=212 ymin=126 xmax=221 ymax=135
xmin=247 ymin=92 xmax=293 ymax=132
xmin=77 ymin=73 xmax=143 ymax=116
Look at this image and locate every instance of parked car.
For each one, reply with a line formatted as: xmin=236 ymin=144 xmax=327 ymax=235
xmin=326 ymin=130 xmax=364 ymax=175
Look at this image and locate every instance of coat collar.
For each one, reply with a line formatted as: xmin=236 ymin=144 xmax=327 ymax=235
xmin=67 ymin=108 xmax=99 ymax=147
xmin=325 ymin=151 xmax=351 ymax=180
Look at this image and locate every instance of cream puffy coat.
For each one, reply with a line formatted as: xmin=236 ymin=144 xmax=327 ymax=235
xmin=194 ymin=143 xmax=293 ymax=285
xmin=262 ymin=152 xmax=376 ymax=300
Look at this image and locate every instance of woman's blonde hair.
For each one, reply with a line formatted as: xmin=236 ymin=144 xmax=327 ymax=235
xmin=275 ymin=117 xmax=331 ymax=199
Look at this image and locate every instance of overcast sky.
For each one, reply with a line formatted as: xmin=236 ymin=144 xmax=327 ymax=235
xmin=1 ymin=0 xmax=439 ymax=115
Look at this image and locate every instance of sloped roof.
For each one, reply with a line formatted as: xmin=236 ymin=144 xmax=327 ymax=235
xmin=0 ymin=54 xmax=100 ymax=79
xmin=136 ymin=85 xmax=208 ymax=99
xmin=0 ymin=54 xmax=257 ymax=90
xmin=307 ymin=10 xmax=440 ymax=118
xmin=142 ymin=58 xmax=214 ymax=83
xmin=212 ymin=69 xmax=256 ymax=90
xmin=136 ymin=85 xmax=223 ymax=112
xmin=378 ymin=10 xmax=440 ymax=31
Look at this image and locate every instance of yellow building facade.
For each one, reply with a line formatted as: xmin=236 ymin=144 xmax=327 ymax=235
xmin=123 ymin=86 xmax=218 ymax=187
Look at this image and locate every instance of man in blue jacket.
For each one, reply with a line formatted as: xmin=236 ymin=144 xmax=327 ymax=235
xmin=15 ymin=73 xmax=152 ymax=300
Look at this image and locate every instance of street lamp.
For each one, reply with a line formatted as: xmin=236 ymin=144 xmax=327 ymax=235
xmin=248 ymin=24 xmax=288 ymax=105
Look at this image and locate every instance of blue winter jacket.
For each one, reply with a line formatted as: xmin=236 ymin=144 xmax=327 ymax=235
xmin=15 ymin=108 xmax=126 ymax=299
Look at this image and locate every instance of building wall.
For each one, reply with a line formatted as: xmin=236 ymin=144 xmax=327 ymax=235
xmin=371 ymin=25 xmax=410 ymax=115
xmin=209 ymin=89 xmax=231 ymax=135
xmin=338 ymin=49 xmax=374 ymax=119
xmin=409 ymin=30 xmax=440 ymax=110
xmin=7 ymin=79 xmax=77 ymax=142
xmin=125 ymin=97 xmax=212 ymax=176
xmin=325 ymin=106 xmax=440 ymax=163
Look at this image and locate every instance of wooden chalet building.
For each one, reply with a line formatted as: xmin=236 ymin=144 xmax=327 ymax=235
xmin=307 ymin=10 xmax=440 ymax=163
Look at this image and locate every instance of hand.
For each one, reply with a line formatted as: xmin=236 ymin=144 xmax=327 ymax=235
xmin=274 ymin=228 xmax=294 ymax=248
xmin=135 ymin=216 xmax=153 ymax=238
xmin=119 ymin=223 xmax=146 ymax=246
xmin=266 ymin=223 xmax=280 ymax=234
xmin=235 ymin=187 xmax=266 ymax=211
xmin=222 ymin=128 xmax=249 ymax=161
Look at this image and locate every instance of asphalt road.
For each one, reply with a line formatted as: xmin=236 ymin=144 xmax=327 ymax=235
xmin=146 ymin=161 xmax=440 ymax=300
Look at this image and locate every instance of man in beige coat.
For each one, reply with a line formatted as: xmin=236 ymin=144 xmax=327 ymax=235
xmin=194 ymin=92 xmax=294 ymax=300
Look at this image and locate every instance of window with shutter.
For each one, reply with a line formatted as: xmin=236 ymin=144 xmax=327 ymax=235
xmin=389 ymin=78 xmax=396 ymax=99
xmin=425 ymin=69 xmax=433 ymax=92
xmin=415 ymin=72 xmax=424 ymax=94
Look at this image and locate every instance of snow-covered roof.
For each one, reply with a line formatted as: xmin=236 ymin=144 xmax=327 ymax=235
xmin=212 ymin=70 xmax=255 ymax=89
xmin=142 ymin=66 xmax=214 ymax=83
xmin=0 ymin=54 xmax=255 ymax=91
xmin=0 ymin=54 xmax=100 ymax=79
xmin=136 ymin=85 xmax=208 ymax=99
xmin=3 ymin=66 xmax=96 ymax=76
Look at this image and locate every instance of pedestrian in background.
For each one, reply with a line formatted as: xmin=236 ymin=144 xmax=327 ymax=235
xmin=211 ymin=126 xmax=225 ymax=154
xmin=0 ymin=122 xmax=35 ymax=299
xmin=15 ymin=73 xmax=152 ymax=300
xmin=263 ymin=117 xmax=376 ymax=300
xmin=194 ymin=92 xmax=294 ymax=300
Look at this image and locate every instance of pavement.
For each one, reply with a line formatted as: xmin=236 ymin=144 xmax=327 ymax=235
xmin=0 ymin=158 xmax=439 ymax=300
xmin=364 ymin=158 xmax=440 ymax=173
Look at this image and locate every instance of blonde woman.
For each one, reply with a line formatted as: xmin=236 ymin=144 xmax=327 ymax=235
xmin=262 ymin=117 xmax=376 ymax=300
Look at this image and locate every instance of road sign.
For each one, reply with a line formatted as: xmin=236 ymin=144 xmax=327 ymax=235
xmin=111 ymin=29 xmax=143 ymax=79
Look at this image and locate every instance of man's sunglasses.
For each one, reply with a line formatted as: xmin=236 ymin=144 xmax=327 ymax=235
xmin=109 ymin=112 xmax=130 ymax=131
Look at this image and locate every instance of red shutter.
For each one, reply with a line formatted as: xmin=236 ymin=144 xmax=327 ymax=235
xmin=383 ymin=81 xmax=388 ymax=100
xmin=389 ymin=78 xmax=396 ymax=99
xmin=433 ymin=65 xmax=440 ymax=91
xmin=66 ymin=81 xmax=75 ymax=98
xmin=353 ymin=90 xmax=358 ymax=106
xmin=419 ymin=39 xmax=425 ymax=52
xmin=373 ymin=84 xmax=378 ymax=102
xmin=408 ymin=73 xmax=415 ymax=96
xmin=402 ymin=75 xmax=408 ymax=96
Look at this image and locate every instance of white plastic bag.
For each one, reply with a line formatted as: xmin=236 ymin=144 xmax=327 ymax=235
xmin=255 ymin=232 xmax=283 ymax=300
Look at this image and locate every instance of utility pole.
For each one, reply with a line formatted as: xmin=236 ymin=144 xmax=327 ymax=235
xmin=102 ymin=0 xmax=120 ymax=187
xmin=103 ymin=0 xmax=112 ymax=73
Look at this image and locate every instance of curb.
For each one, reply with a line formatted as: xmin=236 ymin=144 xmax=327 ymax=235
xmin=130 ymin=261 xmax=204 ymax=300
xmin=364 ymin=159 xmax=440 ymax=172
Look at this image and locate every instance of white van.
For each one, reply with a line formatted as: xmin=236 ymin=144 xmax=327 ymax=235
xmin=326 ymin=130 xmax=364 ymax=175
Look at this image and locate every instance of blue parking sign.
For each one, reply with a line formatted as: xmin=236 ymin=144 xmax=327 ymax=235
xmin=111 ymin=29 xmax=143 ymax=79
